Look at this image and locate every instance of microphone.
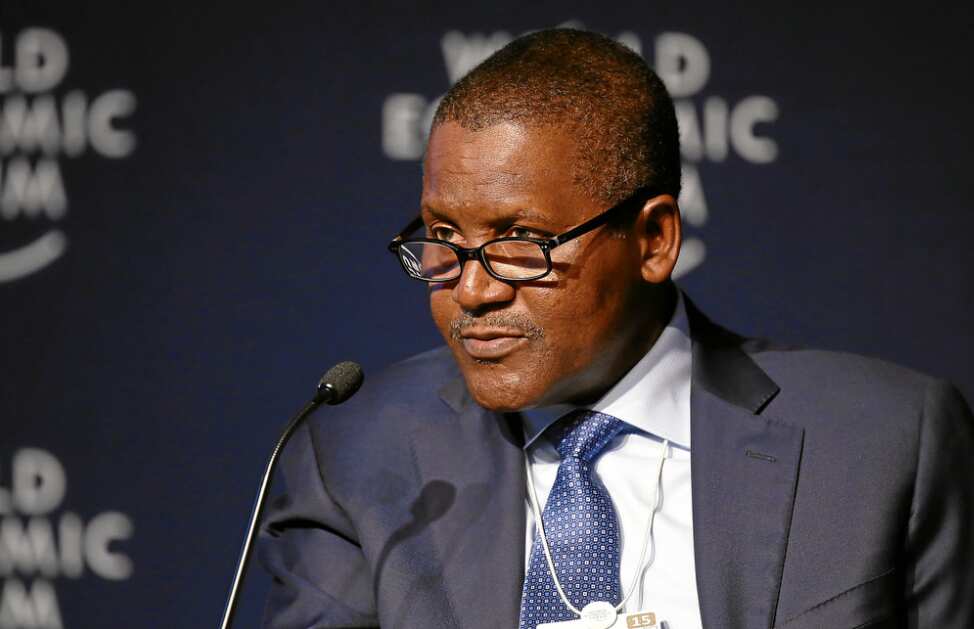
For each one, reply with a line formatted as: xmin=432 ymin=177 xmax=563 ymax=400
xmin=314 ymin=360 xmax=365 ymax=405
xmin=219 ymin=361 xmax=365 ymax=629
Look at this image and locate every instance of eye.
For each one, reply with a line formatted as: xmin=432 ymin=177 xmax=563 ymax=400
xmin=430 ymin=224 xmax=462 ymax=243
xmin=509 ymin=226 xmax=546 ymax=239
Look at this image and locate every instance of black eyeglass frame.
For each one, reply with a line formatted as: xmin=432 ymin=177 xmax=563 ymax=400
xmin=386 ymin=186 xmax=660 ymax=283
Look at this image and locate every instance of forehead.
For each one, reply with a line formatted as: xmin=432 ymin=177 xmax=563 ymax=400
xmin=422 ymin=121 xmax=590 ymax=224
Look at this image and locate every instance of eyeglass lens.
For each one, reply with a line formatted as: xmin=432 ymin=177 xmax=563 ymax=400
xmin=399 ymin=240 xmax=549 ymax=281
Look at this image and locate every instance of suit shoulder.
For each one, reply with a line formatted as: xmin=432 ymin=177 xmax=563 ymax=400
xmin=688 ymin=298 xmax=939 ymax=414
xmin=748 ymin=345 xmax=972 ymax=445
xmin=362 ymin=345 xmax=459 ymax=401
xmin=306 ymin=346 xmax=458 ymax=442
xmin=752 ymin=345 xmax=936 ymax=403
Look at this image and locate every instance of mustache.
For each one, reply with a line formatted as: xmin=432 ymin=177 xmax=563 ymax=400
xmin=449 ymin=312 xmax=545 ymax=341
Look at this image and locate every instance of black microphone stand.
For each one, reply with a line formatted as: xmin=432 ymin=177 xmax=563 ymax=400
xmin=218 ymin=381 xmax=338 ymax=629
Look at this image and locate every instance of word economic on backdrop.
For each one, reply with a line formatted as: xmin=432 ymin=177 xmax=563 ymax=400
xmin=0 ymin=448 xmax=134 ymax=629
xmin=0 ymin=27 xmax=137 ymax=284
xmin=380 ymin=24 xmax=781 ymax=278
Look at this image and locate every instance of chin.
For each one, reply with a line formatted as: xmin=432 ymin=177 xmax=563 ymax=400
xmin=457 ymin=358 xmax=545 ymax=412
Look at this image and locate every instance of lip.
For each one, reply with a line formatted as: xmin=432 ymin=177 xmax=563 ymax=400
xmin=460 ymin=329 xmax=527 ymax=360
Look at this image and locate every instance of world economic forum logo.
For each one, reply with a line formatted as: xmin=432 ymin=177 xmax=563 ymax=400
xmin=0 ymin=448 xmax=134 ymax=628
xmin=0 ymin=27 xmax=136 ymax=284
xmin=380 ymin=23 xmax=780 ymax=278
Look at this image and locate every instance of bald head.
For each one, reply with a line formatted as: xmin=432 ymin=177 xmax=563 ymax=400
xmin=433 ymin=28 xmax=681 ymax=205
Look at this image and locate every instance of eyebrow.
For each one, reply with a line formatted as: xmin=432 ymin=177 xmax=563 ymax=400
xmin=421 ymin=205 xmax=554 ymax=226
xmin=420 ymin=205 xmax=453 ymax=223
xmin=509 ymin=208 xmax=551 ymax=223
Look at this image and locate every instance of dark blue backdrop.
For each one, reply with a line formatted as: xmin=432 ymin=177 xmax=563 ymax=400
xmin=1 ymin=2 xmax=971 ymax=628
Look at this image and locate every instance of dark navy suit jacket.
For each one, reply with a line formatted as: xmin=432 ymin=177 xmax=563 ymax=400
xmin=259 ymin=302 xmax=974 ymax=628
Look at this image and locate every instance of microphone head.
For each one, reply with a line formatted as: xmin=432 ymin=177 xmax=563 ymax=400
xmin=316 ymin=361 xmax=364 ymax=405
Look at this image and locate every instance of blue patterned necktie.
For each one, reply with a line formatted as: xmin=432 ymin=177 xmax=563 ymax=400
xmin=519 ymin=410 xmax=626 ymax=629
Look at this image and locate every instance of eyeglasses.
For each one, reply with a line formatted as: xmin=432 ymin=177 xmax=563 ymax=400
xmin=387 ymin=187 xmax=658 ymax=283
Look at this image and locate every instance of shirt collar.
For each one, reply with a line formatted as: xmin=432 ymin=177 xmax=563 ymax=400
xmin=521 ymin=291 xmax=693 ymax=450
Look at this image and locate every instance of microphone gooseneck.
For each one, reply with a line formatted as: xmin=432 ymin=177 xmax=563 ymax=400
xmin=219 ymin=361 xmax=365 ymax=629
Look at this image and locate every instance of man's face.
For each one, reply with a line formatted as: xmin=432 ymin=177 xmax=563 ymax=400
xmin=422 ymin=121 xmax=655 ymax=412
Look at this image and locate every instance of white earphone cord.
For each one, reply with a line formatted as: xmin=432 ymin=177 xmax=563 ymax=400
xmin=524 ymin=438 xmax=669 ymax=617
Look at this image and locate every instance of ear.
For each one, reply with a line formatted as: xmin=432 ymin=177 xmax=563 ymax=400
xmin=633 ymin=194 xmax=681 ymax=284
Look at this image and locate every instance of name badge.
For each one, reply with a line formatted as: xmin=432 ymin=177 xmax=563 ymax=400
xmin=537 ymin=610 xmax=658 ymax=629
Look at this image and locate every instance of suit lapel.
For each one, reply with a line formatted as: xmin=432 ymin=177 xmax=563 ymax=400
xmin=687 ymin=300 xmax=804 ymax=629
xmin=407 ymin=378 xmax=526 ymax=629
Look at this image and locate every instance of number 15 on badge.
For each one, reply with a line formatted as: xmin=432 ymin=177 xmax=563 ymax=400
xmin=625 ymin=612 xmax=657 ymax=628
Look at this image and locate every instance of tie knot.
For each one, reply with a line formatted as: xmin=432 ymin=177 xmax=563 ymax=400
xmin=553 ymin=410 xmax=625 ymax=462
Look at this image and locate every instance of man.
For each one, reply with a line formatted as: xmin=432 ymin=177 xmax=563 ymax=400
xmin=260 ymin=29 xmax=973 ymax=629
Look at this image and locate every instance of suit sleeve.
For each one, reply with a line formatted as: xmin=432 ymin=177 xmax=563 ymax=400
xmin=259 ymin=421 xmax=379 ymax=628
xmin=905 ymin=379 xmax=974 ymax=627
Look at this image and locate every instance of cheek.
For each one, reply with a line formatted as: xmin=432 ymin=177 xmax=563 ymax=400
xmin=523 ymin=289 xmax=607 ymax=359
xmin=544 ymin=262 xmax=630 ymax=327
xmin=533 ymin=274 xmax=635 ymax=364
xmin=428 ymin=289 xmax=455 ymax=340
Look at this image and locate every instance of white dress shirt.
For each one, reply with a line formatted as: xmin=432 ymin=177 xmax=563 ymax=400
xmin=522 ymin=292 xmax=703 ymax=629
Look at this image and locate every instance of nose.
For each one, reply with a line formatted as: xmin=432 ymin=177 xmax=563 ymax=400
xmin=452 ymin=257 xmax=516 ymax=312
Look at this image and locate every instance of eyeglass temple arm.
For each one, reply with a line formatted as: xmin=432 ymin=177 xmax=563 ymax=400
xmin=550 ymin=187 xmax=657 ymax=247
xmin=388 ymin=215 xmax=426 ymax=251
